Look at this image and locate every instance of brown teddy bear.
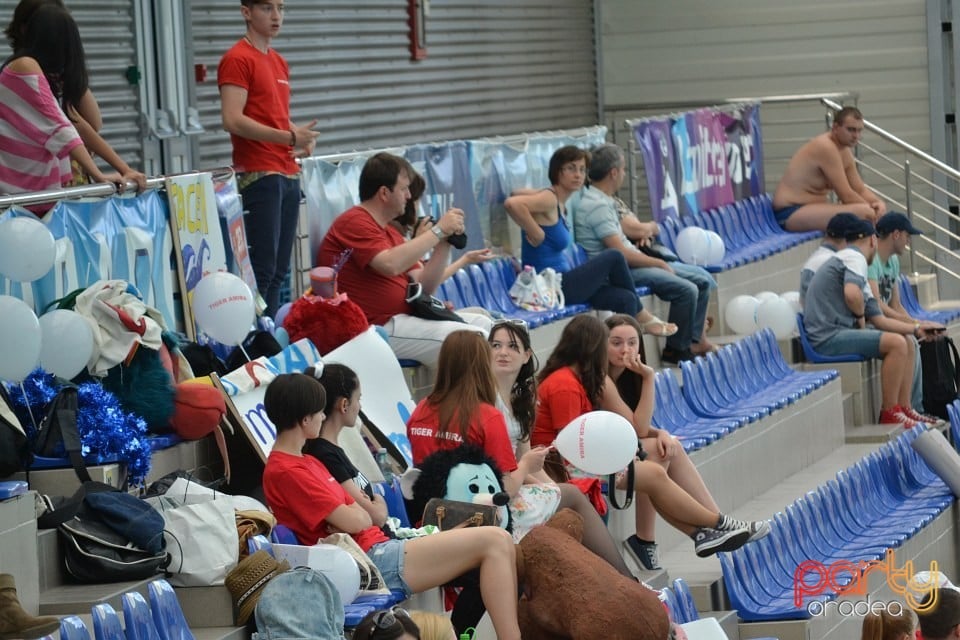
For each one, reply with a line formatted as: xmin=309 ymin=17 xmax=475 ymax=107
xmin=516 ymin=508 xmax=671 ymax=640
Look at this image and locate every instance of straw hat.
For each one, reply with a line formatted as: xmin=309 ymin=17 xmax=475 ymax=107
xmin=225 ymin=550 xmax=290 ymax=625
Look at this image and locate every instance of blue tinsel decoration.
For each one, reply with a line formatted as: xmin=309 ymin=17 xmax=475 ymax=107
xmin=8 ymin=369 xmax=152 ymax=485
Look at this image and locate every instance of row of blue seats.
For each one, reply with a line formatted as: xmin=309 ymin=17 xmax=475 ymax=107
xmin=652 ymin=330 xmax=838 ymax=453
xmin=658 ymin=194 xmax=822 ymax=272
xmin=48 ymin=579 xmax=192 ymax=640
xmin=719 ymin=427 xmax=953 ymax=622
xmin=899 ymin=274 xmax=960 ymax=325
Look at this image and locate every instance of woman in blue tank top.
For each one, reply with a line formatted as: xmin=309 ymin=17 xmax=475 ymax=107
xmin=505 ymin=146 xmax=676 ymax=335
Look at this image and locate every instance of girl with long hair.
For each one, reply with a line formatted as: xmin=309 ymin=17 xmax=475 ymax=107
xmin=0 ymin=4 xmax=144 ymax=207
xmin=604 ymin=314 xmax=732 ymax=570
xmin=261 ymin=373 xmax=522 ymax=640
xmin=860 ymin=606 xmax=914 ymax=640
xmin=504 ymin=145 xmax=676 ymax=336
xmin=353 ymin=607 xmax=421 ymax=640
xmin=533 ymin=315 xmax=769 ymax=560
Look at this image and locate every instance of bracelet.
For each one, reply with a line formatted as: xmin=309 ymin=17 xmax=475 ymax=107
xmin=288 ymin=128 xmax=296 ymax=147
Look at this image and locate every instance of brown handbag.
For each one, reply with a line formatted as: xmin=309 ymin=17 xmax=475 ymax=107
xmin=421 ymin=498 xmax=500 ymax=531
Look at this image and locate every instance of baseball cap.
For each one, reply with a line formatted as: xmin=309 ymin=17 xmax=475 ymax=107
xmin=876 ymin=211 xmax=923 ymax=236
xmin=844 ymin=218 xmax=876 ymax=241
xmin=825 ymin=213 xmax=861 ymax=239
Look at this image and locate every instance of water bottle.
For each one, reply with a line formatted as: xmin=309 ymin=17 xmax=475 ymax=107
xmin=376 ymin=448 xmax=394 ymax=484
xmin=518 ymin=265 xmax=535 ymax=285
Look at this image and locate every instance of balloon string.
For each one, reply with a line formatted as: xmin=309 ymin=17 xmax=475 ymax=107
xmin=19 ymin=382 xmax=38 ymax=432
xmin=239 ymin=344 xmax=252 ymax=363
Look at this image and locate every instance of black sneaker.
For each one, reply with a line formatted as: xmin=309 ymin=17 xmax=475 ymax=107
xmin=624 ymin=535 xmax=661 ymax=570
xmin=716 ymin=514 xmax=771 ymax=542
xmin=661 ymin=346 xmax=695 ymax=365
xmin=693 ymin=527 xmax=751 ymax=557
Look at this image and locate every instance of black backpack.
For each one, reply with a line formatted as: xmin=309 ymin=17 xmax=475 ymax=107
xmin=920 ymin=336 xmax=960 ymax=420
xmin=33 ymin=385 xmax=91 ymax=484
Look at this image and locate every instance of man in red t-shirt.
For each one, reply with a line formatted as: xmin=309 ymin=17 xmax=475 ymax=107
xmin=218 ymin=0 xmax=320 ymax=318
xmin=318 ymin=152 xmax=488 ymax=368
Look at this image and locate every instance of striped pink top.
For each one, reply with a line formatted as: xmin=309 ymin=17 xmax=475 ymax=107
xmin=0 ymin=66 xmax=82 ymax=197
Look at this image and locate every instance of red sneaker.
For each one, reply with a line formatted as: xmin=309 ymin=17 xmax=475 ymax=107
xmin=901 ymin=407 xmax=944 ymax=427
xmin=878 ymin=406 xmax=918 ymax=428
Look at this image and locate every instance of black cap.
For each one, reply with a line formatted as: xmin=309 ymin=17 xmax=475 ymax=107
xmin=825 ymin=213 xmax=861 ymax=239
xmin=844 ymin=218 xmax=876 ymax=241
xmin=876 ymin=212 xmax=923 ymax=236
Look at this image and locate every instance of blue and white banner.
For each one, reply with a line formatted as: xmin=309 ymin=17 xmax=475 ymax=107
xmin=633 ymin=104 xmax=764 ymax=222
xmin=0 ymin=192 xmax=178 ymax=328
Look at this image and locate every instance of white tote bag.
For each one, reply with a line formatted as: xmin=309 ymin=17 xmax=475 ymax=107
xmin=509 ymin=266 xmax=564 ymax=311
xmin=148 ymin=478 xmax=240 ymax=586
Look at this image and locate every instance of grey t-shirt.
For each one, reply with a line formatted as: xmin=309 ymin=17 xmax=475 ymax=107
xmin=571 ymin=185 xmax=636 ymax=258
xmin=804 ymin=249 xmax=881 ymax=347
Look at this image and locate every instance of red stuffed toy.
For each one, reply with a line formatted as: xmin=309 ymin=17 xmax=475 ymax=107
xmin=283 ymin=293 xmax=369 ymax=356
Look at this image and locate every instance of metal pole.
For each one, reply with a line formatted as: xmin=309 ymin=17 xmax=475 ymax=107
xmin=905 ymin=159 xmax=917 ymax=276
xmin=627 ymin=130 xmax=638 ymax=213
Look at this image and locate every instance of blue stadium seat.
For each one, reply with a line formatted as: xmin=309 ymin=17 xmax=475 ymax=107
xmin=671 ymin=578 xmax=700 ymax=624
xmin=59 ymin=616 xmax=92 ymax=640
xmin=898 ymin=275 xmax=960 ymax=324
xmin=147 ymin=579 xmax=196 ymax=640
xmin=122 ymin=591 xmax=162 ymax=640
xmin=796 ymin=314 xmax=865 ymax=363
xmin=91 ymin=604 xmax=126 ymax=640
xmin=271 ymin=524 xmax=300 ymax=545
xmin=659 ymin=586 xmax=681 ymax=623
xmin=372 ymin=476 xmax=411 ymax=528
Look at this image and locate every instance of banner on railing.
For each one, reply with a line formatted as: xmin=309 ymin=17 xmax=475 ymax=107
xmin=0 ymin=192 xmax=178 ymax=328
xmin=301 ymin=127 xmax=609 ymax=265
xmin=213 ymin=175 xmax=259 ymax=302
xmin=633 ymin=104 xmax=764 ymax=222
xmin=166 ymin=172 xmax=229 ymax=339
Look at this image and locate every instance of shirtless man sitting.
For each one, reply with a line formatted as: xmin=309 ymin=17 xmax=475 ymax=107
xmin=773 ymin=106 xmax=887 ymax=232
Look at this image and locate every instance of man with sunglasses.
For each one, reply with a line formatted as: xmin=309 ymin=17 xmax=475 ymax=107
xmin=218 ymin=0 xmax=321 ymax=318
xmin=772 ymin=106 xmax=886 ymax=232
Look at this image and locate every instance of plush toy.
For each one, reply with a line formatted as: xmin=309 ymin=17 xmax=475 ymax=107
xmin=517 ymin=508 xmax=670 ymax=640
xmin=408 ymin=445 xmax=670 ymax=640
xmin=406 ymin=444 xmax=511 ymax=531
xmin=283 ymin=293 xmax=369 ymax=356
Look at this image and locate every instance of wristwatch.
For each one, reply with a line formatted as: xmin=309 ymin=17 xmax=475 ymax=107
xmin=431 ymin=225 xmax=447 ymax=240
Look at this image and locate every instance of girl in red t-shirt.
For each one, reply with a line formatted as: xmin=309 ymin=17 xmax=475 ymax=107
xmin=262 ymin=373 xmax=522 ymax=640
xmin=533 ymin=315 xmax=769 ymax=560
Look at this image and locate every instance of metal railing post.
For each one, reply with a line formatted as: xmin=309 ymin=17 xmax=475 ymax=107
xmin=905 ymin=159 xmax=917 ymax=276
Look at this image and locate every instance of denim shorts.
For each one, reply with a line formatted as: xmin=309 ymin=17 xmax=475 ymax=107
xmin=368 ymin=539 xmax=413 ymax=597
xmin=816 ymin=328 xmax=883 ymax=359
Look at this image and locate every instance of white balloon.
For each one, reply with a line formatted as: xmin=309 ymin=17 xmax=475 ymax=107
xmin=755 ymin=291 xmax=779 ymax=304
xmin=0 ymin=296 xmax=41 ymax=382
xmin=39 ymin=310 xmax=94 ymax=379
xmin=704 ymin=230 xmax=726 ymax=264
xmin=780 ymin=291 xmax=802 ymax=314
xmin=725 ymin=295 xmax=760 ymax=335
xmin=554 ymin=411 xmax=637 ymax=476
xmin=0 ymin=217 xmax=56 ymax=282
xmin=675 ymin=227 xmax=709 ymax=265
xmin=191 ymin=272 xmax=255 ymax=346
xmin=757 ymin=297 xmax=798 ymax=340
xmin=275 ymin=544 xmax=360 ymax=605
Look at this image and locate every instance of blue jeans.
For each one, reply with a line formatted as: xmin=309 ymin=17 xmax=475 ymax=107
xmin=630 ymin=262 xmax=716 ymax=351
xmin=240 ymin=174 xmax=301 ymax=318
xmin=562 ymin=249 xmax=640 ymax=316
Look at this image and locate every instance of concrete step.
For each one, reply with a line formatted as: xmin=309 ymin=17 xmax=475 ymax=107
xmin=909 ymin=272 xmax=938 ymax=308
xmin=841 ymin=392 xmax=855 ymax=429
xmin=192 ymin=627 xmax=251 ymax=640
xmin=39 ymin=577 xmax=153 ymax=616
xmin=803 ymin=360 xmax=880 ymax=427
xmin=844 ymin=421 xmax=909 ymax=444
xmin=175 ymin=585 xmax=236 ymax=628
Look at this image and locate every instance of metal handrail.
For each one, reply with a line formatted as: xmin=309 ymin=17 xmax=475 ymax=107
xmin=0 ymin=166 xmax=235 ymax=210
xmin=608 ymin=92 xmax=858 ymax=113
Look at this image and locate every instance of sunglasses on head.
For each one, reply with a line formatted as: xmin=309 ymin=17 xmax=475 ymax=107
xmin=491 ymin=318 xmax=529 ymax=333
xmin=371 ymin=607 xmax=410 ymax=634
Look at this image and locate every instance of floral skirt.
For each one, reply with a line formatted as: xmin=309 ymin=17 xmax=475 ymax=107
xmin=508 ymin=483 xmax=562 ymax=542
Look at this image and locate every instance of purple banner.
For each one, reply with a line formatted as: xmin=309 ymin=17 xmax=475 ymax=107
xmin=634 ymin=119 xmax=680 ymax=222
xmin=719 ymin=104 xmax=765 ymax=201
xmin=682 ymin=109 xmax=733 ymax=214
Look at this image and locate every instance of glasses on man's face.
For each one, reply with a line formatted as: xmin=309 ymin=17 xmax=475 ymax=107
xmin=561 ymin=164 xmax=587 ymax=175
xmin=254 ymin=2 xmax=285 ymax=14
xmin=371 ymin=608 xmax=410 ymax=634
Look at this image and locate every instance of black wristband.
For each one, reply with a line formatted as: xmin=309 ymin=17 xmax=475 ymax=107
xmin=288 ymin=128 xmax=296 ymax=147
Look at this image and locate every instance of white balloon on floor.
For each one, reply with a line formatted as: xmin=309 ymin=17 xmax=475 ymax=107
xmin=675 ymin=227 xmax=709 ymax=265
xmin=725 ymin=295 xmax=759 ymax=335
xmin=757 ymin=297 xmax=798 ymax=339
xmin=755 ymin=291 xmax=779 ymax=304
xmin=192 ymin=272 xmax=255 ymax=346
xmin=0 ymin=296 xmax=41 ymax=382
xmin=0 ymin=217 xmax=56 ymax=282
xmin=554 ymin=410 xmax=637 ymax=475
xmin=39 ymin=310 xmax=95 ymax=379
xmin=704 ymin=230 xmax=726 ymax=264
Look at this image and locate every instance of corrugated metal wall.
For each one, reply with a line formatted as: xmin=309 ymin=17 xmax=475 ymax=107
xmin=598 ymin=0 xmax=932 ymax=209
xmin=189 ymin=0 xmax=599 ymax=168
xmin=0 ymin=0 xmax=145 ymax=170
